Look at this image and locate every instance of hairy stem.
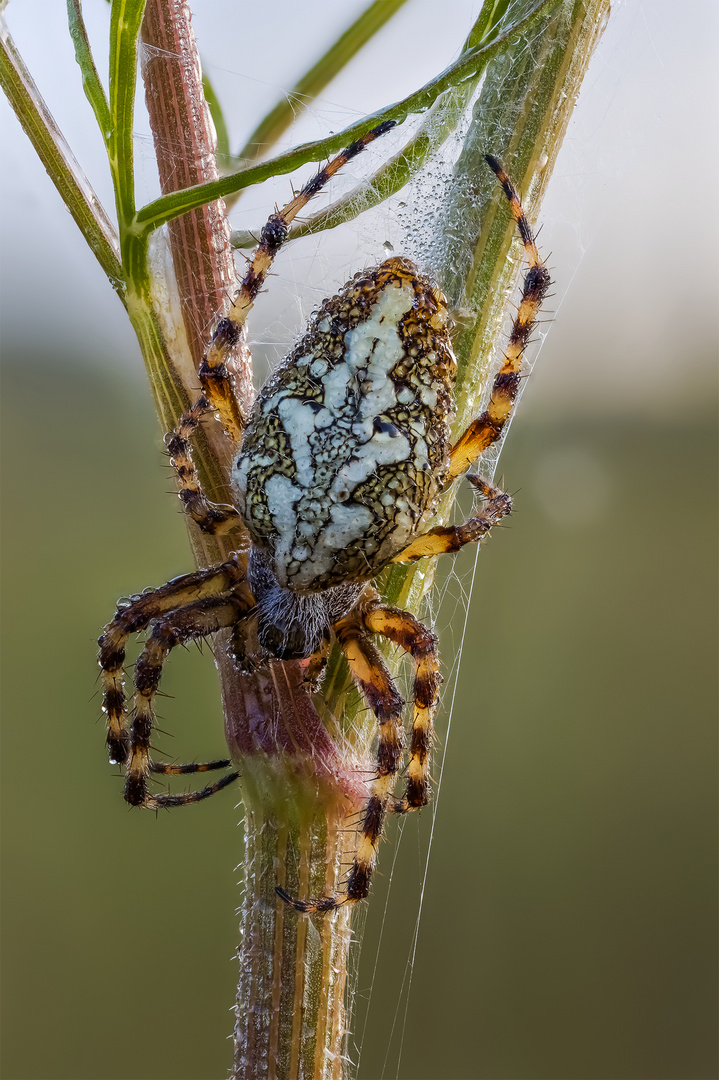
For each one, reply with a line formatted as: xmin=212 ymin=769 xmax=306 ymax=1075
xmin=232 ymin=757 xmax=362 ymax=1080
xmin=141 ymin=0 xmax=252 ymax=439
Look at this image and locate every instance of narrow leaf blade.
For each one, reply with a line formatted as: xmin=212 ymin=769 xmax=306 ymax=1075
xmin=67 ymin=0 xmax=112 ymax=141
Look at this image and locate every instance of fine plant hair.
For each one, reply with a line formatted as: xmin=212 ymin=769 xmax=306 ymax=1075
xmin=0 ymin=0 xmax=610 ymax=1076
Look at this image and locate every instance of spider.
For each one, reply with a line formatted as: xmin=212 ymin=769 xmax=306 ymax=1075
xmin=98 ymin=120 xmax=549 ymax=913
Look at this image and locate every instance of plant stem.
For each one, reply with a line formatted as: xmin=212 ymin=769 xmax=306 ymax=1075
xmin=140 ymin=0 xmax=252 ymax=419
xmin=138 ymin=2 xmax=366 ymax=1075
xmin=232 ymin=758 xmax=361 ymax=1080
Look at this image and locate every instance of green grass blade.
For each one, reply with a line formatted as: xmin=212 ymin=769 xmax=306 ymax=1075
xmin=134 ymin=0 xmax=557 ymax=236
xmin=470 ymin=0 xmax=515 ymax=43
xmin=202 ymin=68 xmax=230 ymax=163
xmin=232 ymin=0 xmax=410 ymax=168
xmin=0 ymin=16 xmax=123 ymax=289
xmin=107 ymin=0 xmax=146 ymax=245
xmin=67 ymin=0 xmax=112 ymax=141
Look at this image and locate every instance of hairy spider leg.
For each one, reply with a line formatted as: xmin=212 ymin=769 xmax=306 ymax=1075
xmin=302 ymin=637 xmax=331 ymax=693
xmin=278 ymin=615 xmax=405 ymax=913
xmin=392 ymin=476 xmax=513 ymax=563
xmin=163 ymin=397 xmax=242 ymax=535
xmin=167 ymin=120 xmax=397 ymax=533
xmin=149 ymin=759 xmax=231 ymax=776
xmin=445 ymin=155 xmax=551 ymax=484
xmin=360 ymin=603 xmax=441 ymax=813
xmin=98 ymin=556 xmax=245 ymax=767
xmin=127 ymin=587 xmax=254 ymax=808
xmin=388 ymin=157 xmax=545 ymax=565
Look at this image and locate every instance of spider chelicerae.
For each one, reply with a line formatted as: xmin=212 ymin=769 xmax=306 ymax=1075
xmin=99 ymin=121 xmax=549 ymax=913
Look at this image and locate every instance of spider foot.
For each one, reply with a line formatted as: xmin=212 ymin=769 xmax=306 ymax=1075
xmin=389 ymin=780 xmax=430 ymax=814
xmin=107 ymin=733 xmax=129 ymax=767
xmin=126 ymin=769 xmax=239 ymax=809
xmin=275 ymin=886 xmax=348 ymax=914
xmin=302 ymin=642 xmax=330 ymax=693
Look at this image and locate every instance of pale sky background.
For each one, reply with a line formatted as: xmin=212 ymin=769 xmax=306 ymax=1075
xmin=1 ymin=0 xmax=717 ymax=418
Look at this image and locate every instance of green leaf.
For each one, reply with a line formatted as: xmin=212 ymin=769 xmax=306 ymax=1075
xmin=67 ymin=0 xmax=112 ymax=141
xmin=134 ymin=0 xmax=558 ymax=236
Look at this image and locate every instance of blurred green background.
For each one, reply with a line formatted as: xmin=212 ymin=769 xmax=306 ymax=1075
xmin=1 ymin=358 xmax=716 ymax=1079
xmin=2 ymin=1 xmax=718 ymax=1078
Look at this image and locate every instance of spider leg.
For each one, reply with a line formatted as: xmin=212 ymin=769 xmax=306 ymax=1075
xmin=165 ymin=397 xmax=242 ymax=535
xmin=302 ymin=636 xmax=331 ymax=693
xmin=98 ymin=556 xmax=246 ymax=767
xmin=127 ymin=587 xmax=254 ymax=809
xmin=392 ymin=476 xmax=512 ymax=564
xmin=359 ymin=603 xmax=441 ymax=813
xmin=278 ymin=617 xmax=404 ymax=913
xmin=149 ymin=759 xmax=231 ymax=775
xmin=445 ymin=157 xmax=551 ymax=485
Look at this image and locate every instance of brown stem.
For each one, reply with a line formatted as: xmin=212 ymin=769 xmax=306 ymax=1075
xmin=141 ymin=0 xmax=252 ymax=415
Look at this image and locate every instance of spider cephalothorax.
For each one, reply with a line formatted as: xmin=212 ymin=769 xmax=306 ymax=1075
xmin=99 ymin=123 xmax=549 ymax=912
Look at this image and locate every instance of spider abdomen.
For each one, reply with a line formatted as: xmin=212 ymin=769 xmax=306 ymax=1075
xmin=233 ymin=257 xmax=456 ymax=592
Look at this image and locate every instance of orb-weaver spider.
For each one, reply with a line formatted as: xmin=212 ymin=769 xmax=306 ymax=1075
xmin=99 ymin=121 xmax=549 ymax=913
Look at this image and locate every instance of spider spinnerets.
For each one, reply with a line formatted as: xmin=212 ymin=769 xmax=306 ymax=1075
xmin=98 ymin=121 xmax=550 ymax=913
